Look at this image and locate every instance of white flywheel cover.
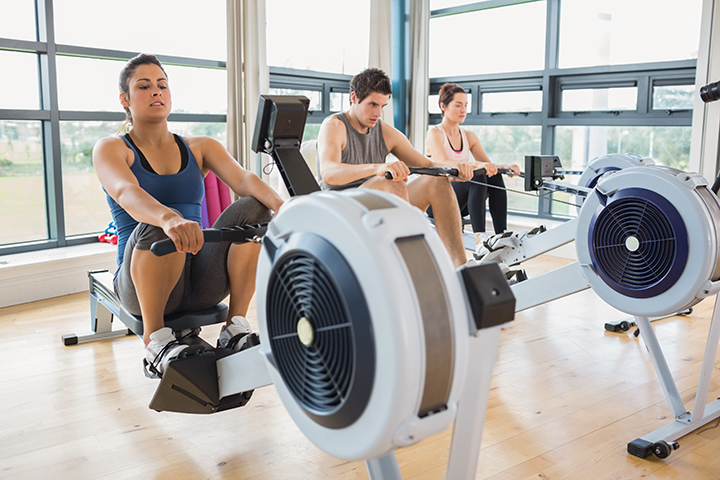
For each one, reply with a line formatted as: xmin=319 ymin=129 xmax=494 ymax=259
xmin=255 ymin=189 xmax=470 ymax=461
xmin=576 ymin=166 xmax=720 ymax=317
xmin=578 ymin=153 xmax=654 ymax=190
xmin=575 ymin=153 xmax=654 ymax=211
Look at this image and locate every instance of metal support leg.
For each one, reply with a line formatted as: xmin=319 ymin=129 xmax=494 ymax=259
xmin=446 ymin=326 xmax=502 ymax=480
xmin=629 ymin=295 xmax=720 ymax=457
xmin=690 ymin=295 xmax=720 ymax=419
xmin=636 ymin=315 xmax=687 ymax=418
xmin=91 ymin=294 xmax=113 ymax=333
xmin=365 ymin=452 xmax=402 ymax=480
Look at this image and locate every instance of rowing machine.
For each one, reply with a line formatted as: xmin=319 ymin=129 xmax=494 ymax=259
xmin=145 ymin=95 xmax=517 ymax=480
xmin=509 ymin=156 xmax=720 ymax=460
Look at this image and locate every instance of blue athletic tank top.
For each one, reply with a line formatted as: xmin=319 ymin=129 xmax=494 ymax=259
xmin=106 ymin=134 xmax=205 ymax=269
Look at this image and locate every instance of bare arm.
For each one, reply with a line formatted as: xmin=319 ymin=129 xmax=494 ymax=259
xmin=425 ymin=127 xmax=452 ymax=164
xmin=464 ymin=130 xmax=498 ymax=176
xmin=189 ymin=136 xmax=283 ymax=214
xmin=93 ymin=136 xmax=203 ymax=254
xmin=317 ymin=116 xmax=410 ymax=184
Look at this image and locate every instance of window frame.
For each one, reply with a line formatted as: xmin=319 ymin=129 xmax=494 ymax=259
xmin=269 ymin=67 xmax=352 ymax=124
xmin=0 ymin=0 xmax=226 ymax=256
xmin=429 ymin=0 xmax=697 ymax=222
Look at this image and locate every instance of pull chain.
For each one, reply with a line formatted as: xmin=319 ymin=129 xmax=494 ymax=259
xmin=447 ymin=175 xmax=583 ymax=209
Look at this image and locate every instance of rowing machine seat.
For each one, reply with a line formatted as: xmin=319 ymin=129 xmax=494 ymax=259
xmin=62 ymin=269 xmax=228 ymax=345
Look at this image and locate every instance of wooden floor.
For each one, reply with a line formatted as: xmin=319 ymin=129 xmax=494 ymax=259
xmin=2 ymin=254 xmax=720 ymax=479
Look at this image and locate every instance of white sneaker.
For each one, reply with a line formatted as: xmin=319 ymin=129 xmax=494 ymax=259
xmin=144 ymin=327 xmax=188 ymax=378
xmin=464 ymin=257 xmax=480 ymax=268
xmin=474 ymin=232 xmax=490 ymax=259
xmin=474 ymin=232 xmax=489 ymax=245
xmin=173 ymin=327 xmax=201 ymax=340
xmin=217 ymin=316 xmax=253 ymax=351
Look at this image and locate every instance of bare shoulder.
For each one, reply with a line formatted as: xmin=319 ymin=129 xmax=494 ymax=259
xmin=93 ymin=136 xmax=130 ymax=162
xmin=426 ymin=126 xmax=443 ymax=143
xmin=425 ymin=126 xmax=443 ymax=156
xmin=94 ymin=135 xmax=125 ymax=151
xmin=184 ymin=135 xmax=233 ymax=174
xmin=184 ymin=135 xmax=220 ymax=150
xmin=185 ymin=135 xmax=226 ymax=160
xmin=380 ymin=120 xmax=409 ymax=149
xmin=319 ymin=114 xmax=346 ymax=145
xmin=321 ymin=114 xmax=345 ymax=134
xmin=464 ymin=128 xmax=481 ymax=143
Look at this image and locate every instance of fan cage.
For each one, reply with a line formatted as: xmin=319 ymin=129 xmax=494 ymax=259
xmin=265 ymin=233 xmax=375 ymax=429
xmin=588 ymin=188 xmax=688 ymax=299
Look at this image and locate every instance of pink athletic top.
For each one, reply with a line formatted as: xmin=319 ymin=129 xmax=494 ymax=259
xmin=432 ymin=125 xmax=469 ymax=163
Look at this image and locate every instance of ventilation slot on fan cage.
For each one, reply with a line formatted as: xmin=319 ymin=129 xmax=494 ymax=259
xmin=265 ymin=234 xmax=375 ymax=429
xmin=589 ymin=190 xmax=688 ymax=299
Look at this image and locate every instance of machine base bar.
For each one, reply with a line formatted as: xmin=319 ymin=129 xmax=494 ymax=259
xmin=511 ymin=262 xmax=589 ymax=312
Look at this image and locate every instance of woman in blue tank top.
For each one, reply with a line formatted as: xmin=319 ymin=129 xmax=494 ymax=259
xmin=93 ymin=53 xmax=284 ymax=376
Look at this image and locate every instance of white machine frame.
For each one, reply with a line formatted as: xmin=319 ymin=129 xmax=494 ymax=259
xmin=216 ymin=321 xmax=503 ymax=479
xmin=499 ymin=162 xmax=720 ymax=459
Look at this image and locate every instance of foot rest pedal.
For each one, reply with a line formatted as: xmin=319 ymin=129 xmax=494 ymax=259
xmin=148 ymin=346 xmax=253 ymax=414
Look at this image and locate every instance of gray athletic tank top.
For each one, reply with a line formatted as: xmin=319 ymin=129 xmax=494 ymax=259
xmin=320 ymin=112 xmax=390 ymax=191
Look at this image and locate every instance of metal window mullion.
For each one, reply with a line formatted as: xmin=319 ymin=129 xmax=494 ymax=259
xmin=0 ymin=109 xmax=50 ymax=120
xmin=0 ymin=37 xmax=46 ymax=52
xmin=54 ymin=45 xmax=227 ymax=69
xmin=37 ymin=0 xmax=65 ymax=245
xmin=637 ymin=75 xmax=651 ymax=114
xmin=322 ymin=82 xmax=331 ymax=117
xmin=548 ymin=114 xmax=691 ymax=127
xmin=431 ymin=61 xmax=696 ymax=87
xmin=391 ymin=0 xmax=408 ymax=134
xmin=474 ymin=83 xmax=482 ymax=114
xmin=541 ymin=0 xmax=560 ymax=216
xmin=431 ymin=0 xmax=540 ymax=18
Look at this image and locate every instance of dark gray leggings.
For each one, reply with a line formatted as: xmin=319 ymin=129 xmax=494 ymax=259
xmin=114 ymin=197 xmax=272 ymax=317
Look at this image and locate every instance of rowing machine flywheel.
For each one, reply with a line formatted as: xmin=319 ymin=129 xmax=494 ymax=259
xmin=576 ymin=166 xmax=720 ymax=317
xmin=255 ymin=189 xmax=471 ymax=461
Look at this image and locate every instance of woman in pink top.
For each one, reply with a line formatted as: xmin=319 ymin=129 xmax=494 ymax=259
xmin=426 ymin=83 xmax=520 ymax=246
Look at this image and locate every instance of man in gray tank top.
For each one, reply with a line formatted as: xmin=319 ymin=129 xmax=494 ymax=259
xmin=317 ymin=68 xmax=474 ymax=268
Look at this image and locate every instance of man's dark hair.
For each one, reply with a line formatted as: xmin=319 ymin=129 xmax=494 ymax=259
xmin=350 ymin=68 xmax=392 ymax=104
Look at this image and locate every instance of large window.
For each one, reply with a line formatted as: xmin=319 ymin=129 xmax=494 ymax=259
xmin=53 ymin=0 xmax=226 ymax=61
xmin=429 ymin=1 xmax=546 ymax=77
xmin=0 ymin=0 xmax=227 ymax=255
xmin=429 ymin=0 xmax=701 ymax=221
xmin=0 ymin=51 xmax=40 ymax=109
xmin=462 ymin=125 xmax=542 ymax=214
xmin=265 ymin=0 xmax=370 ymax=76
xmin=0 ymin=121 xmax=46 ymax=245
xmin=263 ymin=0 xmax=372 ymax=197
xmin=558 ymin=0 xmax=702 ymax=69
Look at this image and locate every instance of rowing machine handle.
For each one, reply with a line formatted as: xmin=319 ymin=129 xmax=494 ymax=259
xmin=150 ymin=229 xmax=224 ymax=257
xmin=150 ymin=224 xmax=268 ymax=256
xmin=384 ymin=166 xmax=511 ymax=180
